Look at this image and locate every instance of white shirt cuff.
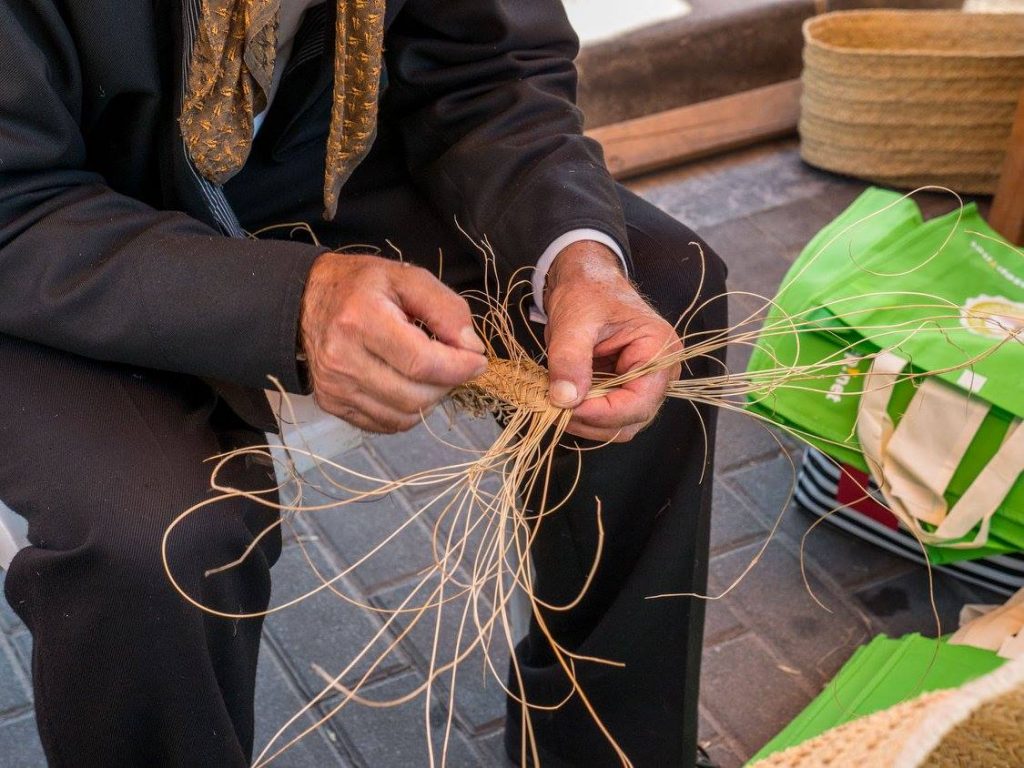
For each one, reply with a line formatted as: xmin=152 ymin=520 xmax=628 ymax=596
xmin=530 ymin=229 xmax=627 ymax=323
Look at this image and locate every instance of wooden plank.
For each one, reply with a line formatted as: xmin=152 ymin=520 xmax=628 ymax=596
xmin=586 ymin=79 xmax=803 ymax=180
xmin=990 ymin=88 xmax=1024 ymax=246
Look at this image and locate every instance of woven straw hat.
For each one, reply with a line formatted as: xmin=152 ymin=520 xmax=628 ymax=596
xmin=800 ymin=11 xmax=1024 ymax=194
xmin=749 ymin=656 xmax=1024 ymax=767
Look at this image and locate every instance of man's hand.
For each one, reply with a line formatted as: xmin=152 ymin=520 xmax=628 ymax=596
xmin=300 ymin=253 xmax=488 ymax=433
xmin=544 ymin=241 xmax=682 ymax=443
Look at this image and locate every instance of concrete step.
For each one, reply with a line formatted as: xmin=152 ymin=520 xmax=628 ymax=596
xmin=577 ymin=0 xmax=964 ymax=128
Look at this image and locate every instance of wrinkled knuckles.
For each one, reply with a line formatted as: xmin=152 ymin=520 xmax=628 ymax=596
xmin=319 ymin=337 xmax=351 ymax=374
xmin=401 ymin=350 xmax=436 ymax=383
xmin=395 ymin=391 xmax=439 ymax=416
xmin=332 ymin=403 xmax=362 ymax=426
xmin=404 ymin=263 xmax=431 ymax=279
xmin=615 ymin=425 xmax=643 ymax=444
xmin=664 ymin=326 xmax=685 ymax=350
xmin=378 ymin=414 xmax=420 ymax=435
xmin=333 ymin=303 xmax=369 ymax=339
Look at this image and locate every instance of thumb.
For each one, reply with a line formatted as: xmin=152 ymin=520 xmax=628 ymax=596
xmin=546 ymin=320 xmax=598 ymax=408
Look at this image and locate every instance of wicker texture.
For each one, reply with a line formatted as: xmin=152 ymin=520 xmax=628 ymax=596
xmin=800 ymin=11 xmax=1024 ymax=193
xmin=750 ymin=658 xmax=1024 ymax=767
xmin=460 ymin=358 xmax=553 ymax=414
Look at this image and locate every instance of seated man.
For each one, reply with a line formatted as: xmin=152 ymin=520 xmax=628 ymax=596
xmin=0 ymin=1 xmax=726 ymax=766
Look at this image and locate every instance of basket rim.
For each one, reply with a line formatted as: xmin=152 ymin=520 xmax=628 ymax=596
xmin=894 ymin=656 xmax=1024 ymax=767
xmin=803 ymin=9 xmax=1024 ymax=60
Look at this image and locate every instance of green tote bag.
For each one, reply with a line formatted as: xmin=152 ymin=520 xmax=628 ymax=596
xmin=745 ymin=189 xmax=1024 ymax=562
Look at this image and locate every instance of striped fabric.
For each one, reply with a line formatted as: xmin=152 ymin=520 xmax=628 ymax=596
xmin=283 ymin=4 xmax=329 ymax=76
xmin=796 ymin=448 xmax=1024 ymax=596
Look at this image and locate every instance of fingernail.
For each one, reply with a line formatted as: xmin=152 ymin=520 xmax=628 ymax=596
xmin=473 ymin=360 xmax=488 ymax=377
xmin=460 ymin=326 xmax=486 ymax=354
xmin=550 ymin=380 xmax=578 ymax=407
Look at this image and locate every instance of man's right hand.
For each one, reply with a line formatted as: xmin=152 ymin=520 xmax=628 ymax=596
xmin=299 ymin=252 xmax=488 ymax=433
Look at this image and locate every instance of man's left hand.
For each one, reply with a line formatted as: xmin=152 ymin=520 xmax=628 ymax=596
xmin=543 ymin=241 xmax=682 ymax=443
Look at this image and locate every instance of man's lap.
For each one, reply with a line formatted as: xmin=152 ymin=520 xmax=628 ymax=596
xmin=0 ymin=335 xmax=279 ymax=603
xmin=0 ymin=337 xmax=278 ymax=766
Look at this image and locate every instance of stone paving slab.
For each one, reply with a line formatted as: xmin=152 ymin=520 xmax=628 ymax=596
xmin=372 ymin=583 xmax=510 ymax=736
xmin=853 ymin=569 xmax=996 ymax=640
xmin=318 ymin=674 xmax=489 ymax=768
xmin=700 ymin=633 xmax=816 ymax=758
xmin=709 ymin=480 xmax=769 ymax=557
xmin=778 ymin=505 xmax=919 ymax=592
xmin=262 ymin=539 xmax=409 ymax=697
xmin=0 ymin=635 xmax=31 ymax=717
xmin=0 ymin=590 xmax=22 ymax=636
xmin=714 ymin=410 xmax=790 ymax=475
xmin=8 ymin=632 xmax=31 ymax=690
xmin=702 ymin=594 xmax=747 ymax=649
xmin=699 ymin=707 xmax=746 ymax=768
xmin=253 ymin=643 xmax=350 ymax=767
xmin=304 ymin=449 xmax=442 ymax=594
xmin=0 ymin=141 xmax=1004 ymax=767
xmin=0 ymin=714 xmax=46 ymax=768
xmin=632 ymin=145 xmax=845 ymax=232
xmin=708 ymin=540 xmax=874 ymax=689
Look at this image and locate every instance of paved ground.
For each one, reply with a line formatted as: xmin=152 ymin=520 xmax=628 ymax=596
xmin=0 ymin=141 xmax=1000 ymax=767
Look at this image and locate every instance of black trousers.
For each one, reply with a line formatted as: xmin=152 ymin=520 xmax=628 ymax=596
xmin=2 ymin=128 xmax=727 ymax=766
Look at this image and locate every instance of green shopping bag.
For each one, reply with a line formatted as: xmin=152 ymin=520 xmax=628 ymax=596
xmin=747 ymin=634 xmax=1006 ymax=765
xmin=745 ymin=189 xmax=1024 ymax=562
xmin=745 ymin=188 xmax=922 ymax=468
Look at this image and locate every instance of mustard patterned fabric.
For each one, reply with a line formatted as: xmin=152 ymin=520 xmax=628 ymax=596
xmin=181 ymin=0 xmax=385 ymax=218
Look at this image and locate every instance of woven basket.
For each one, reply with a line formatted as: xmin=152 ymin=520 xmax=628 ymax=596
xmin=800 ymin=10 xmax=1024 ymax=194
xmin=750 ymin=657 xmax=1024 ymax=767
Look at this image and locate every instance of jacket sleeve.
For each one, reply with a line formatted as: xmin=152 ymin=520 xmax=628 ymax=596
xmin=384 ymin=0 xmax=631 ymax=279
xmin=0 ymin=1 xmax=320 ymax=393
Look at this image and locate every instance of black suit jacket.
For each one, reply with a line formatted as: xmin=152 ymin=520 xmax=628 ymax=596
xmin=0 ymin=0 xmax=628 ymax=405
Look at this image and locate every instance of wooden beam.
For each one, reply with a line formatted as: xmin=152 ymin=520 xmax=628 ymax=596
xmin=586 ymin=79 xmax=803 ymax=180
xmin=990 ymin=88 xmax=1024 ymax=246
